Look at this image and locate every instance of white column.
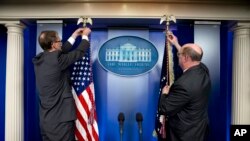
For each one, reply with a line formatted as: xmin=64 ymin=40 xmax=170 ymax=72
xmin=232 ymin=22 xmax=250 ymax=124
xmin=4 ymin=21 xmax=24 ymax=141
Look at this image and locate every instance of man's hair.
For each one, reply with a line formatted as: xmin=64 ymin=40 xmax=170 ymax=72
xmin=182 ymin=47 xmax=203 ymax=61
xmin=38 ymin=30 xmax=58 ymax=51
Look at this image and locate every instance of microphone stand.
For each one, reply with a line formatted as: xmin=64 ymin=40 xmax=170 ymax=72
xmin=139 ymin=122 xmax=142 ymax=141
xmin=136 ymin=112 xmax=143 ymax=141
xmin=119 ymin=122 xmax=123 ymax=141
xmin=118 ymin=112 xmax=125 ymax=141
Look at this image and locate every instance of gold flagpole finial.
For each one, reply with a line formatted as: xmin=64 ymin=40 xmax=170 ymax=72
xmin=160 ymin=15 xmax=176 ymax=32
xmin=77 ymin=17 xmax=93 ymax=27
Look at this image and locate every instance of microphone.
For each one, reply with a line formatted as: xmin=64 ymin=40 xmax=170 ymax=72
xmin=118 ymin=112 xmax=125 ymax=141
xmin=136 ymin=112 xmax=143 ymax=141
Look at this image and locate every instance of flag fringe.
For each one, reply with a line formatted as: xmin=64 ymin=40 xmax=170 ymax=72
xmin=167 ymin=42 xmax=175 ymax=85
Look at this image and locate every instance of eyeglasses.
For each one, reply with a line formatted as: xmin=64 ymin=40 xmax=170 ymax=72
xmin=177 ymin=52 xmax=183 ymax=56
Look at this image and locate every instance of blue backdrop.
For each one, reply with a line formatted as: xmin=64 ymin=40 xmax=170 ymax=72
xmin=23 ymin=21 xmax=41 ymax=141
xmin=62 ymin=21 xmax=166 ymax=141
xmin=0 ymin=24 xmax=7 ymax=141
xmin=0 ymin=19 xmax=233 ymax=141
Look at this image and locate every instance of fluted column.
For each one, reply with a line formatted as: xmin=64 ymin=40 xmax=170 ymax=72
xmin=232 ymin=22 xmax=250 ymax=124
xmin=4 ymin=22 xmax=24 ymax=141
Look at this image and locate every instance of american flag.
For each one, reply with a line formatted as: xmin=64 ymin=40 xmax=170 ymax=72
xmin=71 ymin=47 xmax=99 ymax=141
xmin=154 ymin=35 xmax=175 ymax=140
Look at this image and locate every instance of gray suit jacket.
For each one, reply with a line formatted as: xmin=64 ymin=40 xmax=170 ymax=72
xmin=33 ymin=39 xmax=90 ymax=124
xmin=160 ymin=63 xmax=211 ymax=141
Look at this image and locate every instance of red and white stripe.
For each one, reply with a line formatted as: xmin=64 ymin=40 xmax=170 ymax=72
xmin=72 ymin=83 xmax=99 ymax=141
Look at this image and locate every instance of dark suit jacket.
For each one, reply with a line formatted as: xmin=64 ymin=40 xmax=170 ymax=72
xmin=160 ymin=63 xmax=211 ymax=141
xmin=33 ymin=39 xmax=90 ymax=124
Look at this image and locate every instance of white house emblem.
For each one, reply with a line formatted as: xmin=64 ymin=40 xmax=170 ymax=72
xmin=98 ymin=36 xmax=158 ymax=76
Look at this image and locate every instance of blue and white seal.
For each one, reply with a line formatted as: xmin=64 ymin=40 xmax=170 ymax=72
xmin=98 ymin=36 xmax=158 ymax=76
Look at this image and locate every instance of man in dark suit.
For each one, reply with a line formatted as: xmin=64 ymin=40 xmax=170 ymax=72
xmin=159 ymin=33 xmax=211 ymax=141
xmin=33 ymin=27 xmax=91 ymax=141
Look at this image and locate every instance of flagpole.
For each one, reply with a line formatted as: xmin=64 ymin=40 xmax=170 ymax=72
xmin=160 ymin=14 xmax=176 ymax=139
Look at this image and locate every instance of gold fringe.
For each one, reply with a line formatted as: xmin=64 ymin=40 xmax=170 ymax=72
xmin=167 ymin=42 xmax=175 ymax=86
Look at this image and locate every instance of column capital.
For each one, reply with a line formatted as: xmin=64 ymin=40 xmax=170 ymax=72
xmin=232 ymin=22 xmax=250 ymax=30
xmin=0 ymin=20 xmax=20 ymax=24
xmin=0 ymin=20 xmax=25 ymax=31
xmin=236 ymin=22 xmax=250 ymax=27
xmin=4 ymin=21 xmax=25 ymax=35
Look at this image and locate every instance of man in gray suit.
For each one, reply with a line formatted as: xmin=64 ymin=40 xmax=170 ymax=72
xmin=159 ymin=33 xmax=211 ymax=141
xmin=33 ymin=27 xmax=91 ymax=141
